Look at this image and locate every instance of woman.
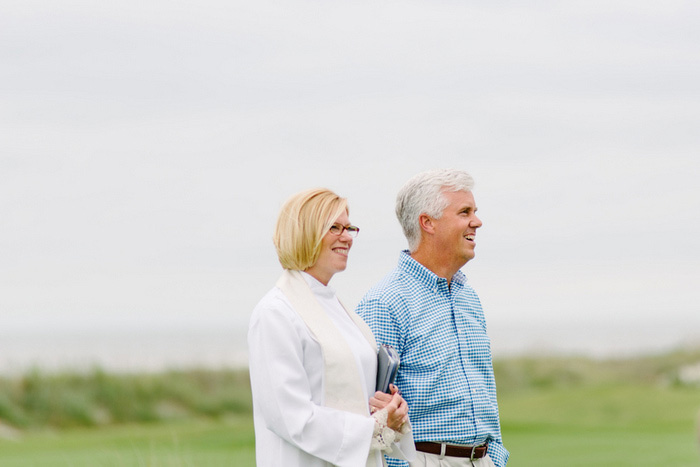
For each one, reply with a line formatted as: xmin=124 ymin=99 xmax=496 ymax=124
xmin=248 ymin=188 xmax=415 ymax=467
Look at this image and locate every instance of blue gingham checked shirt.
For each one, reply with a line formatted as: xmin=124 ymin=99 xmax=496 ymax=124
xmin=356 ymin=251 xmax=509 ymax=467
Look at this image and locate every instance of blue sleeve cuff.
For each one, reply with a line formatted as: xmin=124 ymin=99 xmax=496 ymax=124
xmin=487 ymin=441 xmax=510 ymax=467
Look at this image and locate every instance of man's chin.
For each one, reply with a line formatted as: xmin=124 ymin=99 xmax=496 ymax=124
xmin=462 ymin=251 xmax=476 ymax=263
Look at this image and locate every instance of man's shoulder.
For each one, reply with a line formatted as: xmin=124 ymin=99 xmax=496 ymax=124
xmin=356 ymin=268 xmax=418 ymax=335
xmin=361 ymin=266 xmax=417 ymax=302
xmin=356 ymin=266 xmax=432 ymax=326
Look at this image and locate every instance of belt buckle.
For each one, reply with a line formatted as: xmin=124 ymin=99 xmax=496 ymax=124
xmin=470 ymin=442 xmax=487 ymax=462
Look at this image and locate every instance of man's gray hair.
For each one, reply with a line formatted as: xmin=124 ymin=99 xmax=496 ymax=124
xmin=396 ymin=169 xmax=475 ymax=252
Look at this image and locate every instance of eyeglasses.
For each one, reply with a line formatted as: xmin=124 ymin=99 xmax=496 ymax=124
xmin=329 ymin=223 xmax=360 ymax=238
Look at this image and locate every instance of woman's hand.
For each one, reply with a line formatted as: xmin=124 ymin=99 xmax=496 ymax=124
xmin=370 ymin=384 xmax=408 ymax=432
xmin=369 ymin=384 xmax=395 ymax=412
xmin=385 ymin=390 xmax=408 ymax=432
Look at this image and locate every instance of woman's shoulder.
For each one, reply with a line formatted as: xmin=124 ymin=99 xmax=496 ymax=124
xmin=250 ymin=286 xmax=302 ymax=326
xmin=248 ymin=286 xmax=315 ymax=346
xmin=252 ymin=285 xmax=289 ymax=312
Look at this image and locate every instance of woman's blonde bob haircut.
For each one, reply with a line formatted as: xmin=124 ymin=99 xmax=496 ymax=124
xmin=273 ymin=188 xmax=348 ymax=271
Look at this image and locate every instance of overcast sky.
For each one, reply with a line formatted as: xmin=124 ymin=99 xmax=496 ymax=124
xmin=2 ymin=0 xmax=699 ymax=367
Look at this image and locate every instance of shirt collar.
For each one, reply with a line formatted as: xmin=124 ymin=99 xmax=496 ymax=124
xmin=397 ymin=250 xmax=467 ymax=291
xmin=300 ymin=271 xmax=337 ymax=298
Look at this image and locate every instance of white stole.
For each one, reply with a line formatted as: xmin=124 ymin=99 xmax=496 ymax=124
xmin=276 ymin=269 xmax=377 ymax=416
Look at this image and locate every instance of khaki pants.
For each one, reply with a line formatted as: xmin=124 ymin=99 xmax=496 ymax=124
xmin=409 ymin=451 xmax=497 ymax=467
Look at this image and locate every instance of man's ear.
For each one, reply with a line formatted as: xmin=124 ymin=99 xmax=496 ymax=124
xmin=418 ymin=213 xmax=434 ymax=234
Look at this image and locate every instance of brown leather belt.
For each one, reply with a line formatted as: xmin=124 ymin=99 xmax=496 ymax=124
xmin=415 ymin=442 xmax=488 ymax=459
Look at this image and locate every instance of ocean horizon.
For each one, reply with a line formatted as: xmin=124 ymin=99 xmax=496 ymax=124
xmin=2 ymin=321 xmax=698 ymax=374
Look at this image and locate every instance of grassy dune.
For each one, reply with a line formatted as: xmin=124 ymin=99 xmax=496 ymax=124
xmin=1 ymin=350 xmax=699 ymax=466
xmin=0 ymin=368 xmax=252 ymax=429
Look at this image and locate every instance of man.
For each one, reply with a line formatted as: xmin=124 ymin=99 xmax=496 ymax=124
xmin=357 ymin=169 xmax=508 ymax=467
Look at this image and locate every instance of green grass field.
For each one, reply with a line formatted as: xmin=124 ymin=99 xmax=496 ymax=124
xmin=0 ymin=417 xmax=255 ymax=467
xmin=501 ymin=384 xmax=700 ymax=466
xmin=1 ymin=352 xmax=699 ymax=466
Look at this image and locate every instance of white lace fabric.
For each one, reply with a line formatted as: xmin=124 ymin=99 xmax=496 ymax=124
xmin=370 ymin=408 xmax=411 ymax=453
